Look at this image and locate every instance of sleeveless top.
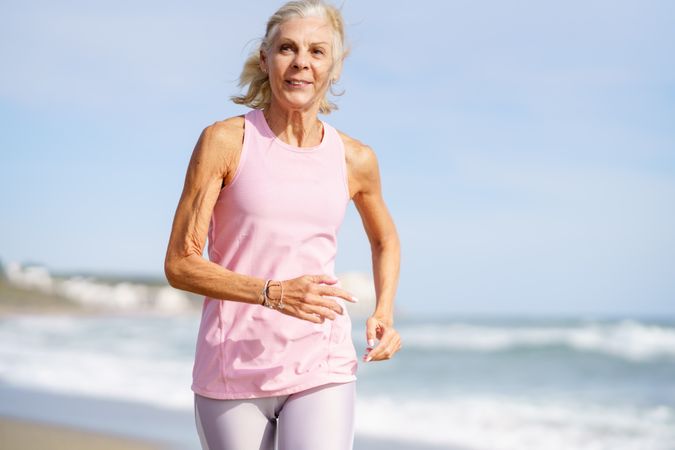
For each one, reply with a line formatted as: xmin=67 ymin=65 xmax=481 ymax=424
xmin=191 ymin=109 xmax=359 ymax=400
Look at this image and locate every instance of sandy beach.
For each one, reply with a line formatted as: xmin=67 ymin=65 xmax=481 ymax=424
xmin=0 ymin=416 xmax=165 ymax=450
xmin=0 ymin=415 xmax=451 ymax=450
xmin=0 ymin=383 xmax=451 ymax=450
xmin=0 ymin=281 xmax=454 ymax=450
xmin=9 ymin=277 xmax=671 ymax=449
xmin=0 ymin=415 xmax=450 ymax=450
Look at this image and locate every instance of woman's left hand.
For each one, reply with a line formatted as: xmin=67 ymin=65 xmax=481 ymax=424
xmin=363 ymin=315 xmax=402 ymax=362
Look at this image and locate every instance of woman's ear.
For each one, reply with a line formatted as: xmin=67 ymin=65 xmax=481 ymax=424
xmin=331 ymin=53 xmax=347 ymax=83
xmin=331 ymin=63 xmax=343 ymax=83
xmin=259 ymin=49 xmax=268 ymax=74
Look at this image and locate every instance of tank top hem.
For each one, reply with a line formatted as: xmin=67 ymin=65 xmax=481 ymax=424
xmin=191 ymin=374 xmax=357 ymax=400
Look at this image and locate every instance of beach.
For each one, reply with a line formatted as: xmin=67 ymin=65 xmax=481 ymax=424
xmin=0 ymin=418 xmax=450 ymax=450
xmin=0 ymin=383 xmax=451 ymax=450
xmin=0 ymin=383 xmax=190 ymax=450
xmin=0 ymin=278 xmax=451 ymax=450
xmin=1 ymin=278 xmax=674 ymax=450
xmin=0 ymin=416 xmax=164 ymax=450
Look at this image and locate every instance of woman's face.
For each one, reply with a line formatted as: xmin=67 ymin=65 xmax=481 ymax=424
xmin=261 ymin=16 xmax=336 ymax=113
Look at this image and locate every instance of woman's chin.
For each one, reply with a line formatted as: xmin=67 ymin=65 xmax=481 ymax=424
xmin=274 ymin=94 xmax=321 ymax=112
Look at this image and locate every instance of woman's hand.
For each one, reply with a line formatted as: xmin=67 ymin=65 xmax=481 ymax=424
xmin=269 ymin=275 xmax=358 ymax=324
xmin=363 ymin=315 xmax=401 ymax=362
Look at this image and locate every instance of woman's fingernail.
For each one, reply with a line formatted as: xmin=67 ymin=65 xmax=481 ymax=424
xmin=351 ymin=296 xmax=359 ymax=303
xmin=368 ymin=339 xmax=375 ymax=347
xmin=365 ymin=356 xmax=372 ymax=362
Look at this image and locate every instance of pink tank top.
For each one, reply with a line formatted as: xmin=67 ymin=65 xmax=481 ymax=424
xmin=191 ymin=109 xmax=358 ymax=399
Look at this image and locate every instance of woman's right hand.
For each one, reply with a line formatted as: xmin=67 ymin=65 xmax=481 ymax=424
xmin=268 ymin=275 xmax=358 ymax=323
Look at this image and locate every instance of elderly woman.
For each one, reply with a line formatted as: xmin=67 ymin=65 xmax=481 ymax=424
xmin=164 ymin=1 xmax=401 ymax=448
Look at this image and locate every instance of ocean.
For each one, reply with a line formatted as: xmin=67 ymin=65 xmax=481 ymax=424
xmin=1 ymin=312 xmax=674 ymax=450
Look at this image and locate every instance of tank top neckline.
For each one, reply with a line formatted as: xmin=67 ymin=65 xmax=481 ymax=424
xmin=254 ymin=109 xmax=328 ymax=153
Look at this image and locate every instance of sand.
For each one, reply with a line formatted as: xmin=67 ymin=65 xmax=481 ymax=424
xmin=0 ymin=416 xmax=165 ymax=450
xmin=0 ymin=282 xmax=454 ymax=450
xmin=0 ymin=415 xmax=452 ymax=450
xmin=0 ymin=383 xmax=456 ymax=450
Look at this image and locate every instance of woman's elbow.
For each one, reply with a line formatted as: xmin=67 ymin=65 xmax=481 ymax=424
xmin=371 ymin=231 xmax=400 ymax=253
xmin=164 ymin=255 xmax=184 ymax=288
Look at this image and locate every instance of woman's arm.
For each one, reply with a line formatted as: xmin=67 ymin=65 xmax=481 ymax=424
xmin=164 ymin=117 xmax=353 ymax=322
xmin=164 ymin=117 xmax=265 ymax=304
xmin=343 ymin=132 xmax=402 ymax=361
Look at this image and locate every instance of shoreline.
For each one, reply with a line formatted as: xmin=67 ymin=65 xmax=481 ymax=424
xmin=0 ymin=383 xmax=453 ymax=450
xmin=0 ymin=383 xmax=193 ymax=450
xmin=0 ymin=415 xmax=452 ymax=450
xmin=0 ymin=416 xmax=165 ymax=450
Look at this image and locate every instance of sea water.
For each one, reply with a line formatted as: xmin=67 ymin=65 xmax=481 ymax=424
xmin=0 ymin=313 xmax=674 ymax=450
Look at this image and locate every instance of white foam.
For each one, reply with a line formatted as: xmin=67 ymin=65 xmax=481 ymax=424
xmin=2 ymin=314 xmax=674 ymax=450
xmin=356 ymin=394 xmax=675 ymax=450
xmin=0 ymin=314 xmax=196 ymax=410
xmin=400 ymin=320 xmax=675 ymax=362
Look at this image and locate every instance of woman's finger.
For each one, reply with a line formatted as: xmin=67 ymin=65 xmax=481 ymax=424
xmin=278 ymin=275 xmax=351 ymax=322
xmin=318 ymin=285 xmax=358 ymax=303
xmin=303 ymin=293 xmax=343 ymax=316
xmin=316 ymin=297 xmax=345 ymax=315
xmin=291 ymin=293 xmax=340 ymax=320
xmin=308 ymin=274 xmax=338 ymax=285
xmin=293 ymin=308 xmax=325 ymax=324
xmin=366 ymin=342 xmax=396 ymax=361
xmin=306 ymin=303 xmax=338 ymax=321
xmin=365 ymin=329 xmax=400 ymax=361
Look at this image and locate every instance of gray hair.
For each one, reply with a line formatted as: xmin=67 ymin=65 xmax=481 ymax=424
xmin=231 ymin=0 xmax=348 ymax=114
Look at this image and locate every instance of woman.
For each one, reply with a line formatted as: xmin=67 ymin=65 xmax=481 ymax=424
xmin=164 ymin=1 xmax=401 ymax=448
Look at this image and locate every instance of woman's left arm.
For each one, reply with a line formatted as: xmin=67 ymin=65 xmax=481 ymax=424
xmin=344 ymin=135 xmax=402 ymax=362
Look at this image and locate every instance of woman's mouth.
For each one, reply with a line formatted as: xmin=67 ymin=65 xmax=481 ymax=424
xmin=285 ymin=80 xmax=312 ymax=88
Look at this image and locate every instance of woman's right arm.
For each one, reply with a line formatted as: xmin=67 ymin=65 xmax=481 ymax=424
xmin=164 ymin=117 xmax=354 ymax=322
xmin=164 ymin=117 xmax=265 ymax=304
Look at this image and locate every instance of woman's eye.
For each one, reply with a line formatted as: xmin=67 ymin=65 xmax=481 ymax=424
xmin=280 ymin=45 xmax=292 ymax=52
xmin=313 ymin=49 xmax=325 ymax=55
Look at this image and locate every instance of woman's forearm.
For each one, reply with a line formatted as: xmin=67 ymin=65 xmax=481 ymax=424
xmin=165 ymin=254 xmax=264 ymax=305
xmin=371 ymin=234 xmax=401 ymax=325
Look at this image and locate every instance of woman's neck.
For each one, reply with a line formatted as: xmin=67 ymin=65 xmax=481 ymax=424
xmin=263 ymin=103 xmax=324 ymax=148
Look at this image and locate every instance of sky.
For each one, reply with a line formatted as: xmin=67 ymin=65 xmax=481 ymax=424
xmin=1 ymin=0 xmax=674 ymax=316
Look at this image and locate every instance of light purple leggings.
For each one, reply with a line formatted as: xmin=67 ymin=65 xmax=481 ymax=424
xmin=194 ymin=381 xmax=356 ymax=450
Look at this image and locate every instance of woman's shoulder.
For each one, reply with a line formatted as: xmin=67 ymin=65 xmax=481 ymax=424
xmin=336 ymin=129 xmax=378 ymax=173
xmin=205 ymin=114 xmax=246 ymax=146
xmin=191 ymin=115 xmax=246 ymax=181
xmin=199 ymin=115 xmax=246 ymax=162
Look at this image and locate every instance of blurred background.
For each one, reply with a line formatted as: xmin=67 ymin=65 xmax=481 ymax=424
xmin=1 ymin=1 xmax=674 ymax=449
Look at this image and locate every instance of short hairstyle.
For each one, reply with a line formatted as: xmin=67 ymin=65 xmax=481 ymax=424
xmin=231 ymin=0 xmax=348 ymax=114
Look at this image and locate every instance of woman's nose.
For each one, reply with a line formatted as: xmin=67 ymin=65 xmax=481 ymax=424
xmin=292 ymin=51 xmax=309 ymax=70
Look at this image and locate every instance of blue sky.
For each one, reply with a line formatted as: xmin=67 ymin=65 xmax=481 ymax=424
xmin=1 ymin=1 xmax=674 ymax=316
